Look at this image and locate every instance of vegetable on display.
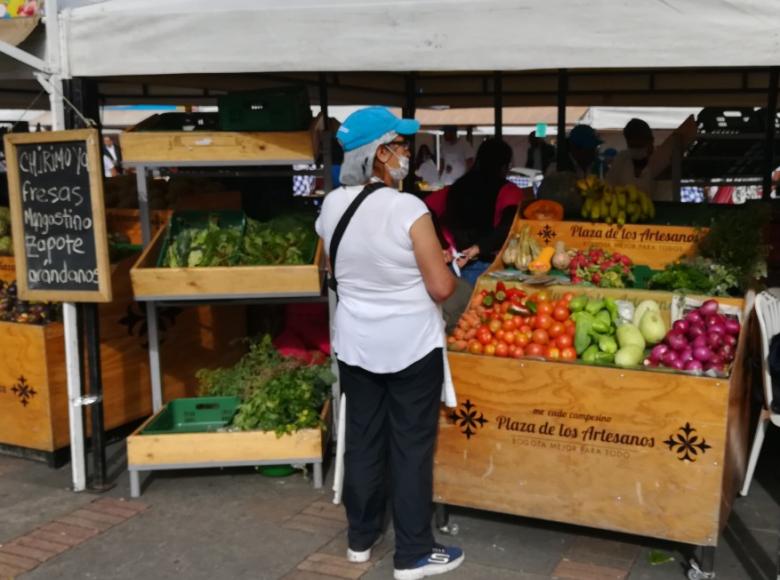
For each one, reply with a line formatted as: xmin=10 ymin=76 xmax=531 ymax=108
xmin=197 ymin=335 xmax=335 ymax=436
xmin=568 ymin=247 xmax=634 ymax=288
xmin=0 ymin=280 xmax=59 ymax=325
xmin=0 ymin=207 xmax=12 ymax=256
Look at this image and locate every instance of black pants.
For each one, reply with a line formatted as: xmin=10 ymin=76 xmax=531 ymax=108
xmin=339 ymin=348 xmax=443 ymax=569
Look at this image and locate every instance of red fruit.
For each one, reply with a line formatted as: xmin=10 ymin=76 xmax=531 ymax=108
xmin=592 ymin=273 xmax=602 ymax=285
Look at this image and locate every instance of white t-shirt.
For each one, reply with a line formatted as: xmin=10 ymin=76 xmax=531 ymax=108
xmin=315 ymin=184 xmax=444 ymax=373
xmin=605 ymin=150 xmax=673 ymax=201
xmin=415 ymin=159 xmax=440 ymax=186
xmin=440 ymin=138 xmax=475 ymax=185
xmin=103 ymin=154 xmax=115 ymax=178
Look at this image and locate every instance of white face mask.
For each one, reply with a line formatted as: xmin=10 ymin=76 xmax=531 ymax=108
xmin=629 ymin=147 xmax=649 ymax=161
xmin=387 ymin=148 xmax=410 ymax=182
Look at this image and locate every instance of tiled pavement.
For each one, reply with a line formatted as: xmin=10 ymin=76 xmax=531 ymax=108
xmin=1 ymin=430 xmax=780 ymax=580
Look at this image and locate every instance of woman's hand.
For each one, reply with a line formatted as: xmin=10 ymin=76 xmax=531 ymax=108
xmin=456 ymin=245 xmax=480 ymax=269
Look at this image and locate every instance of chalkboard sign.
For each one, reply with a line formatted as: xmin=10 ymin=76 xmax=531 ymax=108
xmin=4 ymin=129 xmax=112 ymax=302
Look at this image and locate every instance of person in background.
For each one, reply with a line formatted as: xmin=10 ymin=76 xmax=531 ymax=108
xmin=443 ymin=138 xmax=528 ymax=285
xmin=102 ymin=134 xmax=122 ymax=178
xmin=315 ymin=106 xmax=463 ymax=580
xmin=525 ymin=130 xmax=555 ymax=173
xmin=439 ymin=125 xmax=474 ymax=186
xmin=414 ymin=144 xmax=440 ymax=186
xmin=538 ymin=125 xmax=604 ymax=216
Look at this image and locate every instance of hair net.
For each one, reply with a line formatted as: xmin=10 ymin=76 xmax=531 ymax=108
xmin=338 ymin=131 xmax=397 ymax=186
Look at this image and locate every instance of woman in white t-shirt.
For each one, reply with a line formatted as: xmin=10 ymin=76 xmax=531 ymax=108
xmin=316 ymin=107 xmax=463 ymax=580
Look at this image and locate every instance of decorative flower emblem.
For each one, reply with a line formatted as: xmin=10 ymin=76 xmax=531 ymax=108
xmin=664 ymin=422 xmax=711 ymax=462
xmin=449 ymin=399 xmax=488 ymax=439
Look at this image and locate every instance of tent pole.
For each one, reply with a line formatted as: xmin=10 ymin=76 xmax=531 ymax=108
xmin=319 ymin=73 xmax=333 ymax=192
xmin=494 ymin=71 xmax=503 ymax=140
xmin=763 ymin=67 xmax=778 ymax=200
xmin=557 ymin=69 xmax=568 ymax=168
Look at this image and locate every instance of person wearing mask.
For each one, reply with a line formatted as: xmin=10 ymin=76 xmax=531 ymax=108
xmin=443 ymin=138 xmax=528 ymax=285
xmin=439 ymin=125 xmax=475 ymax=186
xmin=606 ymin=118 xmax=673 ymax=200
xmin=525 ymin=130 xmax=555 ymax=173
xmin=315 ymin=106 xmax=463 ymax=580
xmin=414 ymin=144 xmax=441 ymax=187
xmin=538 ymin=125 xmax=604 ymax=216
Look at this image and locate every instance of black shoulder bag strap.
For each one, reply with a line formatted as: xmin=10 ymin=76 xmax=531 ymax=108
xmin=328 ymin=182 xmax=385 ymax=297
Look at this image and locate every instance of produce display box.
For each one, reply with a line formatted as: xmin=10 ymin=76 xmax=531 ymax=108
xmin=433 ymin=212 xmax=753 ymax=565
xmin=130 ymin=224 xmax=324 ymax=300
xmin=0 ymin=255 xmax=247 ymax=460
xmin=156 ymin=211 xmax=246 ymax=268
xmin=0 ymin=256 xmax=15 ymax=282
xmin=127 ymin=399 xmax=331 ymax=496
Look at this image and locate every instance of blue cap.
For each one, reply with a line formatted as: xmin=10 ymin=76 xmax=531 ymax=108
xmin=568 ymin=125 xmax=603 ymax=150
xmin=336 ymin=106 xmax=420 ymax=152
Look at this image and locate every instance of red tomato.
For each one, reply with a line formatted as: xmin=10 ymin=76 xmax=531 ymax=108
xmin=526 ymin=342 xmax=545 ymax=357
xmin=515 ymin=332 xmax=530 ymax=347
xmin=548 ymin=322 xmax=565 ymax=338
xmin=488 ymin=319 xmax=502 ymax=333
xmin=500 ymin=302 xmax=512 ymax=314
xmin=532 ymin=290 xmax=551 ymax=303
xmin=562 ymin=292 xmax=575 ymax=303
xmin=532 ymin=329 xmax=550 ymax=345
xmin=469 ymin=342 xmax=483 ymax=355
xmin=484 ymin=344 xmax=496 ymax=356
xmin=496 ymin=342 xmax=509 ymax=357
xmin=477 ymin=330 xmax=492 ymax=346
xmin=502 ymin=319 xmax=516 ymax=332
xmin=563 ymin=319 xmax=576 ymax=334
xmin=512 ymin=315 xmax=526 ymax=326
xmin=504 ymin=332 xmax=516 ymax=345
xmin=519 ymin=324 xmax=532 ymax=335
xmin=556 ymin=334 xmax=573 ymax=349
xmin=537 ymin=302 xmax=554 ymax=316
xmin=535 ymin=314 xmax=553 ymax=330
xmin=546 ymin=346 xmax=561 ymax=360
xmin=511 ymin=346 xmax=525 ymax=358
xmin=526 ymin=316 xmax=537 ymax=329
xmin=553 ymin=305 xmax=570 ymax=322
xmin=495 ymin=330 xmax=506 ymax=342
xmin=561 ymin=347 xmax=577 ymax=360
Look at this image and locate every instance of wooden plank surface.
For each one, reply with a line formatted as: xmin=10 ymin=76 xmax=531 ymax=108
xmin=120 ymin=131 xmax=315 ymax=165
xmin=434 ymin=352 xmax=731 ymax=545
xmin=130 ymin=225 xmax=324 ymax=298
xmin=0 ymin=257 xmax=15 ymax=282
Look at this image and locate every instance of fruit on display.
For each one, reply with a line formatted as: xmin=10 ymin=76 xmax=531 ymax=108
xmin=447 ymin=284 xmax=576 ymax=361
xmin=0 ymin=207 xmax=12 ymax=256
xmin=569 ymin=295 xmax=620 ymax=363
xmin=0 ymin=280 xmax=59 ymax=325
xmin=637 ymin=308 xmax=667 ymax=345
xmin=577 ymin=176 xmax=655 ymax=226
xmin=568 ymin=247 xmax=634 ymax=288
xmin=645 ymin=299 xmax=740 ymax=374
xmin=502 ymin=225 xmax=540 ymax=271
xmin=523 ymin=200 xmax=564 ymax=221
xmin=551 ymin=241 xmax=572 ymax=271
xmin=528 ymin=246 xmax=555 ymax=275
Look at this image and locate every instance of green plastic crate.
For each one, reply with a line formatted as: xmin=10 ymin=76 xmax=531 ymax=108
xmin=141 ymin=396 xmax=240 ymax=435
xmin=218 ymin=87 xmax=312 ymax=132
xmin=157 ymin=211 xmax=246 ymax=268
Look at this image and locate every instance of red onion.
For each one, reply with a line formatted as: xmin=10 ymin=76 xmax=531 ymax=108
xmin=706 ymin=314 xmax=722 ymax=327
xmin=724 ymin=318 xmax=741 ymax=336
xmin=679 ymin=347 xmax=694 ymax=363
xmin=685 ymin=359 xmax=704 ymax=372
xmin=644 ymin=357 xmax=659 ymax=368
xmin=722 ymin=334 xmax=737 ymax=347
xmin=662 ymin=350 xmax=679 ymax=367
xmin=691 ymin=334 xmax=709 ymax=350
xmin=718 ymin=344 xmax=735 ymax=361
xmin=650 ymin=343 xmax=669 ymax=363
xmin=665 ymin=331 xmax=688 ymax=352
xmin=693 ymin=346 xmax=713 ymax=362
xmin=707 ymin=333 xmax=722 ymax=349
xmin=709 ymin=355 xmax=725 ymax=368
xmin=700 ymin=300 xmax=719 ymax=316
xmin=708 ymin=322 xmax=726 ymax=336
xmin=685 ymin=310 xmax=703 ymax=325
xmin=671 ymin=358 xmax=686 ymax=371
xmin=672 ymin=320 xmax=689 ymax=334
xmin=687 ymin=324 xmax=706 ymax=340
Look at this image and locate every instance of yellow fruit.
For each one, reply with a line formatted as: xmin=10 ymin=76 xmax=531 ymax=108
xmin=605 ymin=215 xmax=613 ymax=224
xmin=628 ymin=188 xmax=638 ymax=203
xmin=610 ymin=198 xmax=619 ymax=217
xmin=617 ymin=192 xmax=627 ymax=209
xmin=591 ymin=204 xmax=600 ymax=220
xmin=617 ymin=210 xmax=626 ymax=227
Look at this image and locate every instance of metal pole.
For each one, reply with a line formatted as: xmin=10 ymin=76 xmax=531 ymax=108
xmin=83 ymin=303 xmax=108 ymax=489
xmin=63 ymin=303 xmax=86 ymax=492
xmin=557 ymin=69 xmax=568 ymax=168
xmin=763 ymin=67 xmax=778 ymax=200
xmin=319 ymin=73 xmax=333 ymax=193
xmin=494 ymin=71 xmax=503 ymax=140
xmin=147 ymin=301 xmax=163 ymax=413
xmin=136 ymin=167 xmax=151 ymax=246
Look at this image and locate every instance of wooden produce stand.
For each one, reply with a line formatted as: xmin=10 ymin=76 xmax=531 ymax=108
xmin=0 ymin=255 xmax=246 ymax=463
xmin=126 ymin=400 xmax=331 ymax=497
xmin=433 ymin=218 xmax=753 ymax=580
xmin=119 ymin=119 xmax=330 ymax=490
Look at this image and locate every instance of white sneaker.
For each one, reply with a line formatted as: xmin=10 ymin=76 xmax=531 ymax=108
xmin=393 ymin=545 xmax=465 ymax=580
xmin=346 ymin=534 xmax=384 ymax=563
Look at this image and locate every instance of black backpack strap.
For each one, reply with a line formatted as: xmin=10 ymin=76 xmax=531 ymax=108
xmin=328 ymin=182 xmax=385 ymax=295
